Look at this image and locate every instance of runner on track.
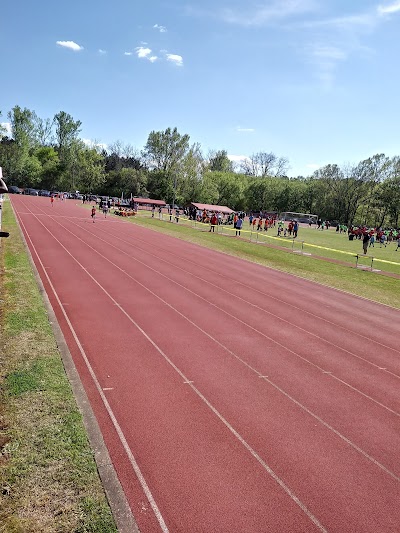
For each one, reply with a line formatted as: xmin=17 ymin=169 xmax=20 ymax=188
xmin=91 ymin=205 xmax=96 ymax=223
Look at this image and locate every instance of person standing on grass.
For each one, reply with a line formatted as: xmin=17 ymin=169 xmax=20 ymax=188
xmin=362 ymin=232 xmax=370 ymax=254
xmin=152 ymin=205 xmax=155 ymax=218
xmin=293 ymin=221 xmax=299 ymax=238
xmin=209 ymin=213 xmax=218 ymax=232
xmin=102 ymin=202 xmax=109 ymax=218
xmin=158 ymin=206 xmax=162 ymax=219
xmin=235 ymin=216 xmax=243 ymax=236
xmin=369 ymin=233 xmax=375 ymax=247
xmin=249 ymin=214 xmax=253 ymax=227
xmin=91 ymin=205 xmax=96 ymax=223
xmin=175 ymin=208 xmax=180 ymax=223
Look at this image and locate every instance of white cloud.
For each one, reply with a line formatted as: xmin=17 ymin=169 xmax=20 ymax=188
xmin=56 ymin=40 xmax=84 ymax=51
xmin=302 ymin=13 xmax=376 ymax=31
xmin=98 ymin=49 xmax=107 ymax=55
xmin=166 ymin=53 xmax=183 ymax=66
xmin=228 ymin=154 xmax=250 ymax=163
xmin=221 ymin=0 xmax=318 ymax=27
xmin=378 ymin=0 xmax=400 ymax=14
xmin=236 ymin=127 xmax=255 ymax=133
xmin=153 ymin=24 xmax=167 ymax=32
xmin=135 ymin=46 xmax=152 ymax=58
xmin=82 ymin=139 xmax=108 ymax=150
xmin=124 ymin=51 xmax=133 ymax=56
xmin=149 ymin=56 xmax=158 ymax=63
xmin=1 ymin=122 xmax=12 ymax=137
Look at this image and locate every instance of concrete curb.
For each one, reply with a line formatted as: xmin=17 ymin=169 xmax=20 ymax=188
xmin=9 ymin=200 xmax=140 ymax=533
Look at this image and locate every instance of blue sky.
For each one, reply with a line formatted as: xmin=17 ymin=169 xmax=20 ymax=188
xmin=1 ymin=0 xmax=400 ymax=176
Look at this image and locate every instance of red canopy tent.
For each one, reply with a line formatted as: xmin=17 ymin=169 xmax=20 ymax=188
xmin=133 ymin=198 xmax=166 ymax=206
xmin=191 ymin=202 xmax=234 ymax=215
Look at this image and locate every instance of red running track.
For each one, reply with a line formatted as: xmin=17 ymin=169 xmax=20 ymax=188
xmin=10 ymin=195 xmax=400 ymax=533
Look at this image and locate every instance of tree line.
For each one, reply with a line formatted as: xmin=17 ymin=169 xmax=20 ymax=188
xmin=1 ymin=106 xmax=399 ymax=227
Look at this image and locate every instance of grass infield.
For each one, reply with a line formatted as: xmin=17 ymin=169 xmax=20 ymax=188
xmin=0 ymin=201 xmax=117 ymax=533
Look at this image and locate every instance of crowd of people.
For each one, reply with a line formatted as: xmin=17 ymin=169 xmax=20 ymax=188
xmin=347 ymin=225 xmax=400 ymax=254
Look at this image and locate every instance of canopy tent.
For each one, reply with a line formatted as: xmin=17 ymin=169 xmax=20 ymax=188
xmin=132 ymin=197 xmax=166 ymax=206
xmin=191 ymin=202 xmax=234 ymax=215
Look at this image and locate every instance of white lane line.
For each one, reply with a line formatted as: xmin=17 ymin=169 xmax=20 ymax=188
xmin=21 ymin=206 xmax=328 ymax=532
xmin=109 ymin=224 xmax=400 ymax=354
xmin=99 ymin=225 xmax=400 ymax=376
xmin=60 ymin=217 xmax=400 ymax=418
xmin=41 ymin=212 xmax=400 ymax=484
xmin=16 ymin=214 xmax=170 ymax=533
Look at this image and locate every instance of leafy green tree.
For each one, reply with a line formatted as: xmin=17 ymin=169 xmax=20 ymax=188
xmin=74 ymin=145 xmax=105 ymax=193
xmin=142 ymin=127 xmax=190 ymax=173
xmin=8 ymin=106 xmax=37 ymax=149
xmin=178 ymin=143 xmax=206 ymax=205
xmin=54 ymin=111 xmax=82 ymax=162
xmin=143 ymin=127 xmax=191 ymax=204
xmin=35 ymin=146 xmax=60 ymax=189
xmin=208 ymin=150 xmax=233 ymax=172
xmin=147 ymin=170 xmax=173 ymax=201
xmin=199 ymin=172 xmax=246 ymax=210
xmin=34 ymin=116 xmax=54 ymax=146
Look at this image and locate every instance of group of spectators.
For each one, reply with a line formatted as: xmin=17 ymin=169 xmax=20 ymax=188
xmin=347 ymin=225 xmax=400 ymax=254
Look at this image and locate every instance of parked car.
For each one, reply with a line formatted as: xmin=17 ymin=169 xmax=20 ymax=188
xmin=38 ymin=190 xmax=51 ymax=196
xmin=8 ymin=185 xmax=21 ymax=194
xmin=23 ymin=188 xmax=39 ymax=196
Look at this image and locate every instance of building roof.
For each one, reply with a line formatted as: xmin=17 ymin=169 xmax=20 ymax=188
xmin=191 ymin=202 xmax=234 ymax=215
xmin=133 ymin=198 xmax=166 ymax=206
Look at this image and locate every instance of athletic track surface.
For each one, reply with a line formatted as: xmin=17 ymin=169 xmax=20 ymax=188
xmin=10 ymin=196 xmax=400 ymax=533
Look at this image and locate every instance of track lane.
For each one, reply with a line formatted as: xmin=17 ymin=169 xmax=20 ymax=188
xmin=8 ymin=197 xmax=400 ymax=528
xmin=44 ymin=209 xmax=400 ymax=416
xmin=101 ymin=214 xmax=400 ymax=351
xmin=42 ymin=210 xmax=400 ymax=478
xmin=13 ymin=199 xmax=332 ymax=531
xmin=73 ymin=211 xmax=400 ymax=369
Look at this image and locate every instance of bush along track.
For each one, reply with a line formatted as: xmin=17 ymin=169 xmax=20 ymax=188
xmin=0 ymin=201 xmax=117 ymax=533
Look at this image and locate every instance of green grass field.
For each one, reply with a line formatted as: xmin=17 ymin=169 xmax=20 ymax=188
xmin=131 ymin=210 xmax=400 ymax=276
xmin=0 ymin=201 xmax=117 ymax=533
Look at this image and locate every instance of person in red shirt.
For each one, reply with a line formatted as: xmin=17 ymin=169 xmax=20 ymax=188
xmin=209 ymin=213 xmax=218 ymax=232
xmin=91 ymin=206 xmax=96 ymax=223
